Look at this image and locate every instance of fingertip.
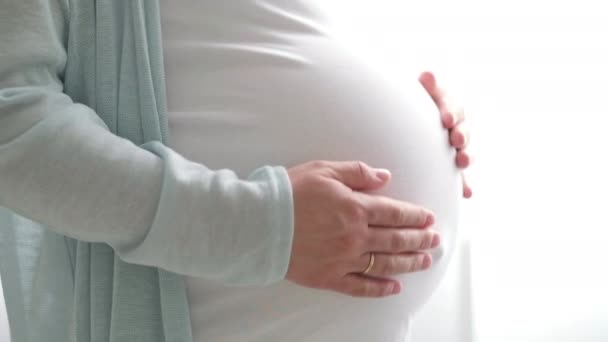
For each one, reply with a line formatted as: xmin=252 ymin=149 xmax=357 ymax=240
xmin=423 ymin=212 xmax=435 ymax=228
xmin=390 ymin=280 xmax=402 ymax=295
xmin=375 ymin=168 xmax=392 ymax=182
xmin=455 ymin=131 xmax=467 ymax=148
xmin=456 ymin=151 xmax=470 ymax=168
xmin=392 ymin=281 xmax=402 ymax=295
xmin=419 ymin=70 xmax=435 ymax=85
xmin=450 ymin=130 xmax=463 ymax=149
xmin=431 ymin=233 xmax=440 ymax=249
xmin=464 ymin=187 xmax=473 ymax=198
xmin=442 ymin=112 xmax=455 ymax=128
xmin=420 ymin=254 xmax=432 ymax=270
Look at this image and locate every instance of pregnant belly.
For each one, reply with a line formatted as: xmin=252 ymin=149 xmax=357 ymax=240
xmin=163 ymin=2 xmax=461 ymax=341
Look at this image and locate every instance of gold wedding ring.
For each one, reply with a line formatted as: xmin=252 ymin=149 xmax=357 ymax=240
xmin=362 ymin=252 xmax=375 ymax=275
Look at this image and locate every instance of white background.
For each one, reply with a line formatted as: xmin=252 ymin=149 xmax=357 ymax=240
xmin=2 ymin=0 xmax=607 ymax=341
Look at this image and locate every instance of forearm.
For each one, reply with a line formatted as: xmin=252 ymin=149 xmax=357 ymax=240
xmin=0 ymin=0 xmax=294 ymax=285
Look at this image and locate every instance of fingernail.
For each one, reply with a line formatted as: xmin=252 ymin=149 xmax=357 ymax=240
xmin=422 ymin=254 xmax=432 ymax=269
xmin=443 ymin=113 xmax=454 ymax=127
xmin=457 ymin=152 xmax=470 ymax=168
xmin=385 ymin=283 xmax=395 ymax=296
xmin=375 ymin=168 xmax=391 ymax=182
xmin=465 ymin=188 xmax=473 ymax=198
xmin=431 ymin=233 xmax=441 ymax=248
xmin=391 ymin=282 xmax=401 ymax=295
xmin=457 ymin=132 xmax=467 ymax=147
xmin=424 ymin=213 xmax=435 ymax=227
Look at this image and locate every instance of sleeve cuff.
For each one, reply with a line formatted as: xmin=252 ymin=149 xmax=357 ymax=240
xmin=248 ymin=165 xmax=295 ymax=285
xmin=115 ymin=141 xmax=295 ymax=286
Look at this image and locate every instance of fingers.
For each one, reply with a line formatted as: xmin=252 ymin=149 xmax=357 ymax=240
xmin=442 ymin=105 xmax=465 ymax=129
xmin=450 ymin=122 xmax=470 ymax=149
xmin=450 ymin=122 xmax=473 ymax=198
xmin=456 ymin=150 xmax=471 ymax=168
xmin=338 ymin=273 xmax=401 ymax=297
xmin=338 ymin=251 xmax=434 ymax=297
xmin=360 ymin=194 xmax=434 ymax=228
xmin=422 ymin=71 xmax=472 ymax=175
xmin=450 ymin=122 xmax=472 ymax=197
xmin=367 ymin=228 xmax=440 ymax=253
xmin=327 ymin=161 xmax=392 ymax=191
xmin=418 ymin=71 xmax=465 ymax=129
xmin=356 ymin=252 xmax=433 ymax=278
xmin=418 ymin=71 xmax=442 ymax=105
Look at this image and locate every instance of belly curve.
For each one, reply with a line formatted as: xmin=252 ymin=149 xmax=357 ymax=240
xmin=162 ymin=1 xmax=461 ymax=340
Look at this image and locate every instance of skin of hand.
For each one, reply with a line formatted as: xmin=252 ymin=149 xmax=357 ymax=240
xmin=286 ymin=161 xmax=439 ymax=298
xmin=418 ymin=71 xmax=473 ymax=198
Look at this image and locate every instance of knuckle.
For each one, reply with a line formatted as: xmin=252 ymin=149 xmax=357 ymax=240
xmin=402 ymin=255 xmax=418 ymax=272
xmin=355 ymin=161 xmax=373 ymax=183
xmin=403 ymin=232 xmax=418 ymax=250
xmin=337 ymin=234 xmax=362 ymax=255
xmin=406 ymin=257 xmax=419 ymax=272
xmin=344 ymin=198 xmax=367 ymax=222
xmin=354 ymin=282 xmax=373 ymax=298
xmin=416 ymin=208 xmax=428 ymax=226
xmin=310 ymin=160 xmax=329 ymax=169
xmin=380 ymin=256 xmax=395 ymax=275
xmin=355 ymin=160 xmax=368 ymax=175
xmin=421 ymin=231 xmax=434 ymax=249
xmin=390 ymin=207 xmax=406 ymax=225
xmin=366 ymin=204 xmax=378 ymax=224
xmin=390 ymin=233 xmax=404 ymax=252
xmin=418 ymin=233 xmax=429 ymax=250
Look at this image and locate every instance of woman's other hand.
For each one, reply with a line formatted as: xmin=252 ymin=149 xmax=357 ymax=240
xmin=419 ymin=71 xmax=473 ymax=198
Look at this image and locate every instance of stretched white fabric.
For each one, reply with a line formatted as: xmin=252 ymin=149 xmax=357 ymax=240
xmin=161 ymin=1 xmax=462 ymax=341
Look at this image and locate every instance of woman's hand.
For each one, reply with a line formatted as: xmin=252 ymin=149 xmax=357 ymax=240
xmin=419 ymin=71 xmax=473 ymax=198
xmin=287 ymin=161 xmax=438 ymax=297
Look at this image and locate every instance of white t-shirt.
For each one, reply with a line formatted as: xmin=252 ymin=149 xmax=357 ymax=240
xmin=160 ymin=1 xmax=461 ymax=341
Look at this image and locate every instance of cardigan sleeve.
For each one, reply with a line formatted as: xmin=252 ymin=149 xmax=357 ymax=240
xmin=0 ymin=0 xmax=294 ymax=286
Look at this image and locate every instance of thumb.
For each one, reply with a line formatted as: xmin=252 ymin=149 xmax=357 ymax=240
xmin=418 ymin=70 xmax=437 ymax=94
xmin=419 ymin=71 xmax=444 ymax=107
xmin=329 ymin=161 xmax=391 ymax=191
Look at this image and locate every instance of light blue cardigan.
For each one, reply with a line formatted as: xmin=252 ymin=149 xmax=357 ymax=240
xmin=0 ymin=0 xmax=294 ymax=341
